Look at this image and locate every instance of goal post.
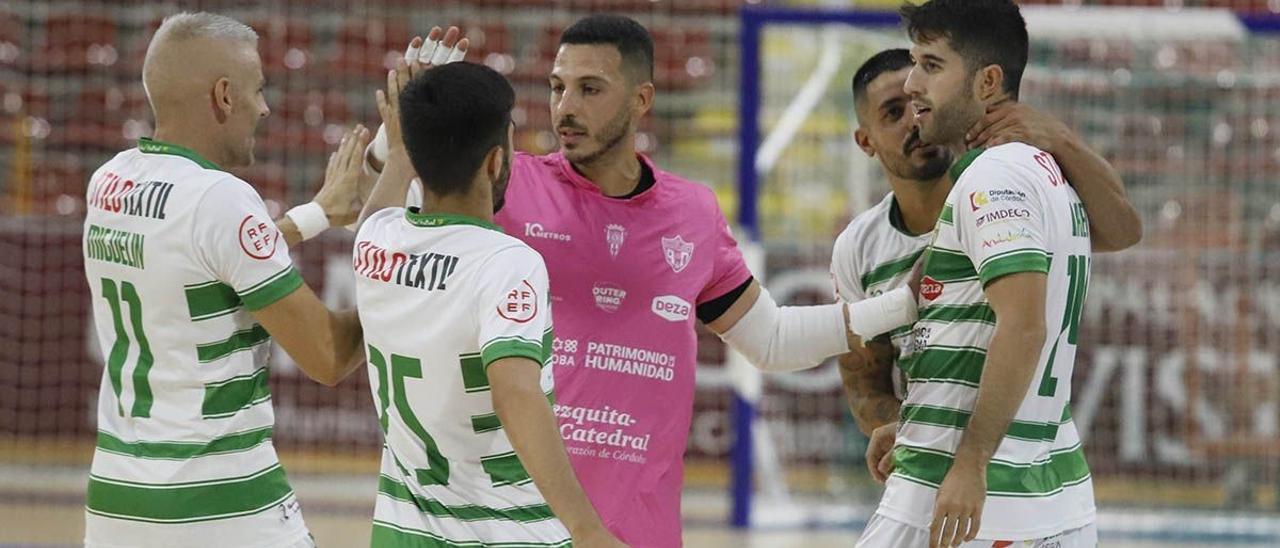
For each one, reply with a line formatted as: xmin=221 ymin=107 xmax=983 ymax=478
xmin=733 ymin=7 xmax=901 ymax=528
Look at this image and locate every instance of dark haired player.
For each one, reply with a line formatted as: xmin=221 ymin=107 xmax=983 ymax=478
xmin=364 ymin=16 xmax=927 ymax=546
xmin=355 ymin=61 xmax=624 ymax=547
xmin=855 ymin=2 xmax=1112 ymax=546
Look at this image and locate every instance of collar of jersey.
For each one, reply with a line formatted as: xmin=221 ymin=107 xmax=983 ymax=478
xmin=404 ymin=208 xmax=504 ymax=232
xmin=554 ymin=151 xmax=660 ymax=201
xmin=137 ymin=138 xmax=223 ymax=171
xmin=947 ymin=147 xmax=986 ymax=182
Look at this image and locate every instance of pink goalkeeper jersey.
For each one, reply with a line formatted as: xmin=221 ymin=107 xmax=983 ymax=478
xmin=495 ymin=152 xmax=752 ymax=547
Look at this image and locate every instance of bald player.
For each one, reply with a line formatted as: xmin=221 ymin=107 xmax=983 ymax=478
xmin=82 ymin=13 xmax=369 ymax=547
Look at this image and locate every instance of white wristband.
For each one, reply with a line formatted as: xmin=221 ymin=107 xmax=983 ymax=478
xmin=285 ymin=201 xmax=330 ymax=241
xmin=846 ymin=286 xmax=918 ymax=339
xmin=367 ymin=124 xmax=389 ymax=172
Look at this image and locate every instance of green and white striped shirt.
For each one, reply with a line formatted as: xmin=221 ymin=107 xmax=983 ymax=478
xmin=879 ymin=143 xmax=1095 ymax=540
xmin=355 ymin=207 xmax=569 ymax=547
xmin=83 ymin=139 xmax=308 ymax=547
xmin=831 ymin=191 xmax=933 ymax=398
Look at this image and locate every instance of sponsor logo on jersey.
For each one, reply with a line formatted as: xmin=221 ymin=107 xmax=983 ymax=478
xmin=552 ymin=337 xmax=579 ymax=354
xmin=606 ymin=224 xmax=627 ymax=258
xmin=353 ymin=240 xmax=459 ymax=291
xmin=969 ymin=188 xmax=1027 ymax=211
xmin=525 ymin=222 xmax=572 ymax=242
xmin=592 ymin=282 xmax=627 ymax=312
xmin=969 ymin=191 xmax=990 ymax=211
xmin=904 ymin=325 xmax=932 ymax=354
xmin=920 ymin=275 xmax=944 ymax=301
xmin=661 ymin=235 xmax=694 ymax=273
xmin=582 ymin=342 xmax=677 ymax=383
xmin=238 ymin=215 xmax=278 ymax=259
xmin=88 ymin=171 xmax=174 ymax=220
xmin=983 ymin=227 xmax=1033 ymax=248
xmin=498 ymin=280 xmax=538 ymax=323
xmin=975 ymin=207 xmax=1030 ymax=228
xmin=651 ymin=295 xmax=691 ymax=322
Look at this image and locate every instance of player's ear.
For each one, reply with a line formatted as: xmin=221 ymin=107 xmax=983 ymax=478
xmin=975 ymin=64 xmax=1005 ymax=103
xmin=484 ymin=144 xmax=505 ymax=182
xmin=854 ymin=127 xmax=876 ymax=158
xmin=212 ymin=77 xmax=233 ymax=124
xmin=634 ymin=81 xmax=655 ymax=118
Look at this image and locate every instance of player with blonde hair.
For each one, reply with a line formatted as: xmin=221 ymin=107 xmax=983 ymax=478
xmin=82 ymin=12 xmax=369 ymax=547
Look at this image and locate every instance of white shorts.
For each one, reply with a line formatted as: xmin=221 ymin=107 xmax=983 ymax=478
xmin=84 ymin=493 xmax=313 ymax=548
xmin=856 ymin=513 xmax=1097 ymax=548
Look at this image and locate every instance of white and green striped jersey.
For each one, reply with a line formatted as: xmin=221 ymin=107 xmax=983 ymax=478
xmin=831 ymin=191 xmax=933 ymax=399
xmin=354 ymin=207 xmax=569 ymax=547
xmin=880 ymin=143 xmax=1095 ymax=540
xmin=82 ymin=139 xmax=309 ymax=547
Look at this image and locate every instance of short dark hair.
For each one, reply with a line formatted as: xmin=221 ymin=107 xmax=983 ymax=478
xmin=900 ymin=0 xmax=1028 ymax=99
xmin=852 ymin=48 xmax=913 ymax=107
xmin=559 ymin=14 xmax=654 ymax=83
xmin=399 ymin=62 xmax=515 ymax=197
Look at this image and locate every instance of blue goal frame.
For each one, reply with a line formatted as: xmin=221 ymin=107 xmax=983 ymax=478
xmin=732 ymin=6 xmax=901 ymax=529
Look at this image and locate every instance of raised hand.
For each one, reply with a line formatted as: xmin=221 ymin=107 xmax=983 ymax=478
xmin=366 ymin=26 xmax=469 ymax=174
xmin=314 ymin=125 xmax=370 ymax=227
xmin=404 ymin=26 xmax=469 ymax=70
xmin=375 ymin=58 xmax=413 ymax=172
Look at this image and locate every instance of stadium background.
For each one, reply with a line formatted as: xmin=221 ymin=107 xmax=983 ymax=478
xmin=3 ymin=0 xmax=1280 ymax=545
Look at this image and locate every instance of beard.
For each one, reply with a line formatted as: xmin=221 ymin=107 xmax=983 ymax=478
xmin=564 ymin=105 xmax=631 ymax=166
xmin=901 ymin=127 xmax=952 ymax=180
xmin=920 ymin=99 xmax=978 ymax=146
xmin=492 ymin=151 xmax=512 ymax=213
xmin=919 ymin=75 xmax=982 ymax=146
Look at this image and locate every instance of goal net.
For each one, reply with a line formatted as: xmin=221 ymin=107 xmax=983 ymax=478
xmin=734 ymin=5 xmax=1280 ymax=542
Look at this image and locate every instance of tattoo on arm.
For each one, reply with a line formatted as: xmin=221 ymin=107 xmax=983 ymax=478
xmin=838 ymin=335 xmax=902 ymax=436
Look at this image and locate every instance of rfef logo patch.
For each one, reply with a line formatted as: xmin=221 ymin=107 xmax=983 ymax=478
xmin=238 ymin=215 xmax=277 ymax=259
xmin=498 ymin=280 xmax=539 ymax=323
xmin=920 ymin=275 xmax=944 ymax=301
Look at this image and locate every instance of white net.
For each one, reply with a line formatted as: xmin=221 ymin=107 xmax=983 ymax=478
xmin=746 ymin=7 xmax=1280 ymax=540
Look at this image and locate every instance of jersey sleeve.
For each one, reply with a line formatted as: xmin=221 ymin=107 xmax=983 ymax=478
xmin=474 ymin=245 xmax=552 ymax=369
xmin=830 ymin=228 xmax=865 ymax=302
xmin=953 ymin=157 xmax=1052 ymax=287
xmin=193 ymin=179 xmax=303 ymax=311
xmin=697 ymin=203 xmax=754 ymax=305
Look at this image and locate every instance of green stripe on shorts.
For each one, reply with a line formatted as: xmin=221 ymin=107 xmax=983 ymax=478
xmin=86 ymin=463 xmax=293 ymax=523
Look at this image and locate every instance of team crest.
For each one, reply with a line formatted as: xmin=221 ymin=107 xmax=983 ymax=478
xmin=606 ymin=224 xmax=627 ymax=259
xmin=661 ymin=235 xmax=694 ymax=273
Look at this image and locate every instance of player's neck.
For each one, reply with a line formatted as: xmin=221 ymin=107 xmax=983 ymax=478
xmin=888 ymin=175 xmax=951 ymax=235
xmin=570 ymin=141 xmax=642 ymax=197
xmin=152 ymin=125 xmax=228 ymax=168
xmin=424 ymin=187 xmax=493 ymax=224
